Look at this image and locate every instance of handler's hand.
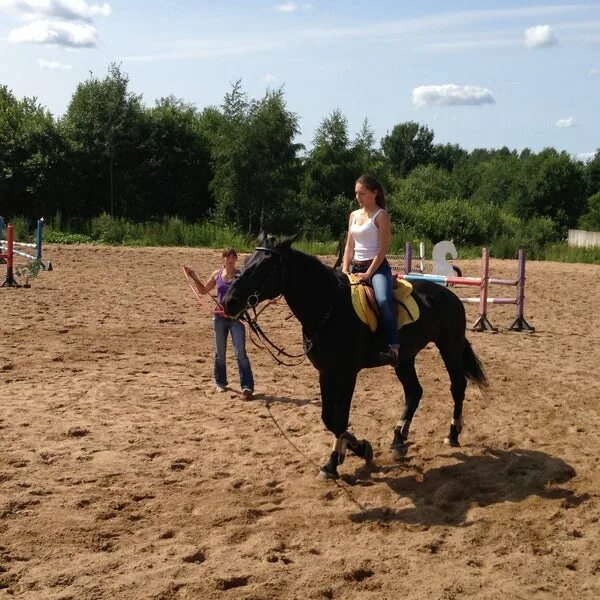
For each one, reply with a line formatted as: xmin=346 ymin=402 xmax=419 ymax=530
xmin=183 ymin=265 xmax=200 ymax=284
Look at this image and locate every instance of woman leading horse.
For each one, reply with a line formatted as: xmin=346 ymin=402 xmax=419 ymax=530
xmin=222 ymin=233 xmax=488 ymax=479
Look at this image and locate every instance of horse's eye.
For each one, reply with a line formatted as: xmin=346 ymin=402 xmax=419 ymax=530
xmin=264 ymin=251 xmax=271 ymax=257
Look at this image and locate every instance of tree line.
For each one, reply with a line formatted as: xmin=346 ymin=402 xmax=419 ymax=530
xmin=1 ymin=64 xmax=600 ymax=252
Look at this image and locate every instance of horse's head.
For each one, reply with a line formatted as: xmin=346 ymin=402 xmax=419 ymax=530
xmin=222 ymin=232 xmax=299 ymax=318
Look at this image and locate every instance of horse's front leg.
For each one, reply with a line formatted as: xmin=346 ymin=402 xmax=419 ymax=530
xmin=320 ymin=431 xmax=374 ymax=479
xmin=318 ymin=368 xmax=370 ymax=479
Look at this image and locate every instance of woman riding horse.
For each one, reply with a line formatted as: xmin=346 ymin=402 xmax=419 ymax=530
xmin=222 ymin=234 xmax=488 ymax=479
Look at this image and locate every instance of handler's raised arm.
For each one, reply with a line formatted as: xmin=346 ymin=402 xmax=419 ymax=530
xmin=183 ymin=266 xmax=217 ymax=294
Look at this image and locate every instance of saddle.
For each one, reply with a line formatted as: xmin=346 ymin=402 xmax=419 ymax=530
xmin=348 ymin=273 xmax=420 ymax=333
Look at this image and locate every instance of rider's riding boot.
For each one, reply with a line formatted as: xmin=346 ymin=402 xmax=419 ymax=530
xmin=379 ymin=347 xmax=400 ymax=367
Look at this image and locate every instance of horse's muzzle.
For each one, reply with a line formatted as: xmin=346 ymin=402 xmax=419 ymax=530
xmin=221 ymin=294 xmax=245 ymax=319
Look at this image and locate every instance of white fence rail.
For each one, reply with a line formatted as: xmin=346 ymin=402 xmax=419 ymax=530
xmin=568 ymin=229 xmax=600 ymax=248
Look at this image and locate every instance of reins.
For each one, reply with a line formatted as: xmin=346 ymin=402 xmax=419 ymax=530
xmin=238 ymin=246 xmax=343 ymax=367
xmin=242 ymin=305 xmax=309 ymax=366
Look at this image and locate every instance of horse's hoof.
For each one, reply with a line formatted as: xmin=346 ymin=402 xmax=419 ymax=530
xmin=391 ymin=444 xmax=407 ymax=460
xmin=362 ymin=440 xmax=373 ymax=463
xmin=444 ymin=437 xmax=460 ymax=447
xmin=318 ymin=467 xmax=339 ymax=480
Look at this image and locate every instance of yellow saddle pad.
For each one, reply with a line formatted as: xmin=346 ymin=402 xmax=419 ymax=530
xmin=348 ymin=274 xmax=420 ymax=332
xmin=348 ymin=273 xmax=378 ymax=332
xmin=393 ymin=278 xmax=420 ymax=328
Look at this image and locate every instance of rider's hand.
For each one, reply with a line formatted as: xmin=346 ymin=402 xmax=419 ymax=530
xmin=355 ymin=272 xmax=370 ymax=282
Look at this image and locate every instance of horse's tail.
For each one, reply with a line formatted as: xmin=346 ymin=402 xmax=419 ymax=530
xmin=463 ymin=339 xmax=488 ymax=389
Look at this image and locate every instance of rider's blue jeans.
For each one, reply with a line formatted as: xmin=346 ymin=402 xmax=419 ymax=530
xmin=351 ymin=259 xmax=400 ymax=349
xmin=213 ymin=314 xmax=254 ymax=391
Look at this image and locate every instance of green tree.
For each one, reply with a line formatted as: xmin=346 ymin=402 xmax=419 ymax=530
xmin=210 ymin=82 xmax=302 ymax=234
xmin=433 ymin=142 xmax=468 ymax=172
xmin=380 ymin=121 xmax=435 ymax=177
xmin=301 ymin=109 xmax=362 ymax=238
xmin=584 ymin=150 xmax=600 ymax=198
xmin=139 ymin=96 xmax=213 ymax=221
xmin=578 ymin=192 xmax=600 ymax=231
xmin=0 ymin=86 xmax=65 ymax=222
xmin=472 ymin=154 xmax=522 ymax=207
xmin=60 ymin=64 xmax=145 ymax=219
xmin=511 ymin=149 xmax=586 ymax=229
xmin=390 ymin=164 xmax=461 ymax=210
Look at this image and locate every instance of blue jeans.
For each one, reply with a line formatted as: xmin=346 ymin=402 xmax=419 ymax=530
xmin=351 ymin=259 xmax=400 ymax=349
xmin=213 ymin=315 xmax=254 ymax=391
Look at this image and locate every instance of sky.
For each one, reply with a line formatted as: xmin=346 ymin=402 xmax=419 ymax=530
xmin=1 ymin=0 xmax=599 ymax=159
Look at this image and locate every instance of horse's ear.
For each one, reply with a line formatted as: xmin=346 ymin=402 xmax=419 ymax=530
xmin=256 ymin=231 xmax=268 ymax=246
xmin=278 ymin=232 xmax=301 ymax=251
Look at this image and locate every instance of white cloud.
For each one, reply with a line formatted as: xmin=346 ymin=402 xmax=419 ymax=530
xmin=0 ymin=0 xmax=110 ymax=22
xmin=263 ymin=73 xmax=281 ymax=84
xmin=412 ymin=84 xmax=495 ymax=108
xmin=555 ymin=116 xmax=576 ymax=128
xmin=275 ymin=2 xmax=297 ymax=12
xmin=9 ymin=19 xmax=98 ymax=47
xmin=576 ymin=152 xmax=595 ymax=162
xmin=588 ymin=68 xmax=600 ymax=77
xmin=38 ymin=58 xmax=72 ymax=69
xmin=524 ymin=24 xmax=558 ymax=48
xmin=274 ymin=2 xmax=312 ymax=13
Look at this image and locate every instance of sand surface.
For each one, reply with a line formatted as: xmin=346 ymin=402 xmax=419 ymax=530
xmin=1 ymin=245 xmax=599 ymax=600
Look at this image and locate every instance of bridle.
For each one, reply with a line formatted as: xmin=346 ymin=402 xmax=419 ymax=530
xmin=238 ymin=246 xmax=307 ymax=366
xmin=237 ymin=245 xmax=339 ymax=367
xmin=243 ymin=246 xmax=284 ymax=309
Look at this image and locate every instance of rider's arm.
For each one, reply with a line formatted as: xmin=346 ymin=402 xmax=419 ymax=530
xmin=363 ymin=210 xmax=391 ymax=279
xmin=341 ymin=213 xmax=356 ymax=274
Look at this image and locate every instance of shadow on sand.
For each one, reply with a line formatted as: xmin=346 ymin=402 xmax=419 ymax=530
xmin=346 ymin=447 xmax=587 ymax=526
xmin=254 ymin=392 xmax=321 ymax=408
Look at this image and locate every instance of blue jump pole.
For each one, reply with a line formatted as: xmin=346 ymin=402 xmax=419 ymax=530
xmin=0 ymin=216 xmax=4 ymax=240
xmin=36 ymin=218 xmax=43 ymax=261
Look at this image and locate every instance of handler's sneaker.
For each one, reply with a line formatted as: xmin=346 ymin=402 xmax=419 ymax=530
xmin=216 ymin=385 xmax=227 ymax=393
xmin=242 ymin=388 xmax=254 ymax=400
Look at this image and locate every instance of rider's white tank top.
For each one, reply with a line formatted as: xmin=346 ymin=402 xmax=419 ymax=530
xmin=350 ymin=208 xmax=384 ymax=261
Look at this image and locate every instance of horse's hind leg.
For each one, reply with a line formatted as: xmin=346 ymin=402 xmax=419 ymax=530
xmin=437 ymin=342 xmax=467 ymax=447
xmin=391 ymin=357 xmax=423 ymax=459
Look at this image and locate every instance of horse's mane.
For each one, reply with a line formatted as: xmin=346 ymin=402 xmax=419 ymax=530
xmin=289 ymin=247 xmax=346 ymax=287
xmin=258 ymin=234 xmax=346 ymax=288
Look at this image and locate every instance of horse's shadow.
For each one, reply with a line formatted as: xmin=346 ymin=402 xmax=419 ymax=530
xmin=346 ymin=447 xmax=586 ymax=526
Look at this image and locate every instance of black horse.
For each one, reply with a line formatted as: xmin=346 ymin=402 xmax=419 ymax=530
xmin=223 ymin=234 xmax=488 ymax=479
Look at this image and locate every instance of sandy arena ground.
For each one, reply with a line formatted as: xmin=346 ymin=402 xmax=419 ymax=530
xmin=1 ymin=244 xmax=599 ymax=600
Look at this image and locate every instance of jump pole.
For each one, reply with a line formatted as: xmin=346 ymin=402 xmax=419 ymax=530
xmin=395 ymin=244 xmax=533 ymax=332
xmin=0 ymin=217 xmax=51 ymax=270
xmin=471 ymin=247 xmax=496 ymax=332
xmin=508 ymin=248 xmax=534 ymax=332
xmin=0 ymin=224 xmax=19 ymax=287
